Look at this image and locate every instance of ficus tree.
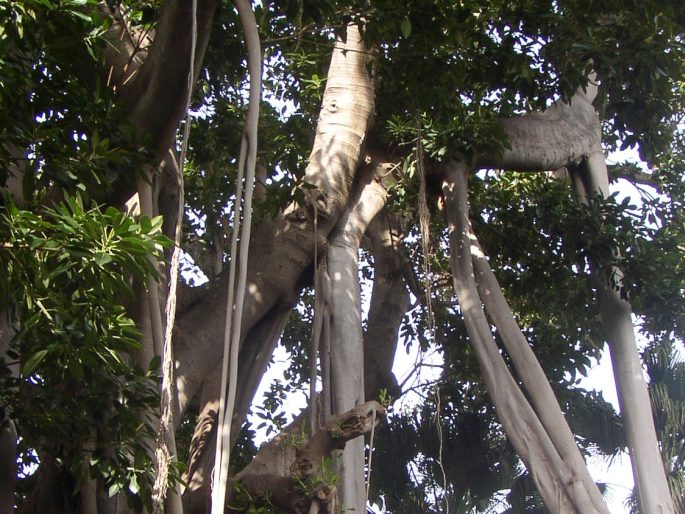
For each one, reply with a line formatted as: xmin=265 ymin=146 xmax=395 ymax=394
xmin=1 ymin=1 xmax=684 ymax=514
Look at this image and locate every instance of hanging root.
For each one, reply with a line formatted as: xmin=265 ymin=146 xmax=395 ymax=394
xmin=212 ymin=1 xmax=262 ymax=512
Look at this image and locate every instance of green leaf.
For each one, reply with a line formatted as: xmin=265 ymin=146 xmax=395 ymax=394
xmin=23 ymin=349 xmax=49 ymax=376
xmin=93 ymin=252 xmax=113 ymax=267
xmin=401 ymin=18 xmax=412 ymax=39
xmin=128 ymin=474 xmax=140 ymax=494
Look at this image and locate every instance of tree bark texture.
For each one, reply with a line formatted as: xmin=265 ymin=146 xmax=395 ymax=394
xmin=173 ymin=23 xmax=377 ymax=423
xmin=324 ymin=175 xmax=387 ymax=513
xmin=479 ymin=82 xmax=674 ymax=513
xmin=227 ymin=401 xmax=385 ymax=514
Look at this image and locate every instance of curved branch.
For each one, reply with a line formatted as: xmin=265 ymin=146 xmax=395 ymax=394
xmin=478 ymin=90 xmax=600 ymax=172
xmin=225 ymin=402 xmax=386 ymax=514
xmin=442 ymin=160 xmax=603 ymax=513
xmin=120 ymin=0 xmax=219 ymax=163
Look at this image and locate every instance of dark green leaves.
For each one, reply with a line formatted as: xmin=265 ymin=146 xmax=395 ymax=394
xmin=0 ymin=194 xmax=169 ymax=509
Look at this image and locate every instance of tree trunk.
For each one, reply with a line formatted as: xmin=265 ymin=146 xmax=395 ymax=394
xmin=324 ymin=175 xmax=387 ymax=513
xmin=363 ymin=210 xmax=409 ymax=401
xmin=574 ymin=151 xmax=675 ymax=514
xmin=478 ymin=80 xmax=674 ymax=513
xmin=442 ymin=160 xmax=607 ymax=513
xmin=173 ymin=22 xmax=376 ymax=423
xmin=470 ymin=221 xmax=608 ymax=513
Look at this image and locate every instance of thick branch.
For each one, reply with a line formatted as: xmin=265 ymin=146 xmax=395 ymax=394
xmin=120 ymin=0 xmax=219 ymax=163
xmin=174 ymin=22 xmax=377 ymax=419
xmin=224 ymin=402 xmax=385 ymax=514
xmin=478 ymin=89 xmax=600 ymax=172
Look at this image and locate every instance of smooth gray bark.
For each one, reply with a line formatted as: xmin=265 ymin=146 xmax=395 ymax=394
xmin=477 ymin=81 xmax=673 ymax=513
xmin=575 ymin=151 xmax=674 ymax=514
xmin=325 ymin=176 xmax=387 ymax=514
xmin=174 ymin=22 xmax=376 ymax=421
xmin=471 ymin=226 xmax=608 ymax=513
xmin=443 ymin=161 xmax=605 ymax=513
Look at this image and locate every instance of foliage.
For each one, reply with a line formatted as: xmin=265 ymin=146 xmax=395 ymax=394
xmin=1 ymin=0 xmax=684 ymax=512
xmin=640 ymin=340 xmax=685 ymax=512
xmin=0 ymin=194 xmax=170 ymax=510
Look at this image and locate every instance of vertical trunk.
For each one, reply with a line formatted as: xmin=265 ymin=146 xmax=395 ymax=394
xmin=364 ymin=211 xmax=409 ymax=401
xmin=578 ymin=151 xmax=675 ymax=514
xmin=173 ymin=21 xmax=376 ymax=425
xmin=442 ymin=161 xmax=606 ymax=514
xmin=302 ymin=26 xmax=376 ymax=217
xmin=324 ymin=177 xmax=387 ymax=514
xmin=0 ymin=311 xmax=18 ymax=514
xmin=470 ymin=235 xmax=607 ymax=512
xmin=0 ymin=421 xmax=17 ymax=513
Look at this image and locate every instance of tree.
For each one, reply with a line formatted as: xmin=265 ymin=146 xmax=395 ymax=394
xmin=1 ymin=1 xmax=684 ymax=513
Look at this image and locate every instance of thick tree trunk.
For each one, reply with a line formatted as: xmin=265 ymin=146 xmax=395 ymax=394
xmin=173 ymin=22 xmax=376 ymax=421
xmin=179 ymin=22 xmax=377 ymax=514
xmin=324 ymin=175 xmax=387 ymax=513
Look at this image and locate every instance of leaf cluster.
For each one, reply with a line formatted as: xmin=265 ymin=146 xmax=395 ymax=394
xmin=0 ymin=194 xmax=170 ymax=510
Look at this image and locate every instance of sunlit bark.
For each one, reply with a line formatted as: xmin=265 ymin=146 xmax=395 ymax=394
xmin=324 ymin=176 xmax=387 ymax=513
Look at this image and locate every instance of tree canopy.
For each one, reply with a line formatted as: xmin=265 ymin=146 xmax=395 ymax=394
xmin=1 ymin=1 xmax=684 ymax=513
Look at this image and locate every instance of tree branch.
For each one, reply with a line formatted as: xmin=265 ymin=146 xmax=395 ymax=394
xmin=224 ymin=402 xmax=386 ymax=514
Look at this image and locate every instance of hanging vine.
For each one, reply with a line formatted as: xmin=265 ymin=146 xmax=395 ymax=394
xmin=211 ymin=1 xmax=262 ymax=513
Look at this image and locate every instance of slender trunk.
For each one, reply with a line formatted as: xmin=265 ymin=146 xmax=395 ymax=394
xmin=363 ymin=210 xmax=409 ymax=401
xmin=325 ymin=177 xmax=387 ymax=513
xmin=442 ymin=161 xmax=605 ymax=513
xmin=470 ymin=226 xmax=608 ymax=513
xmin=576 ymin=151 xmax=674 ymax=514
